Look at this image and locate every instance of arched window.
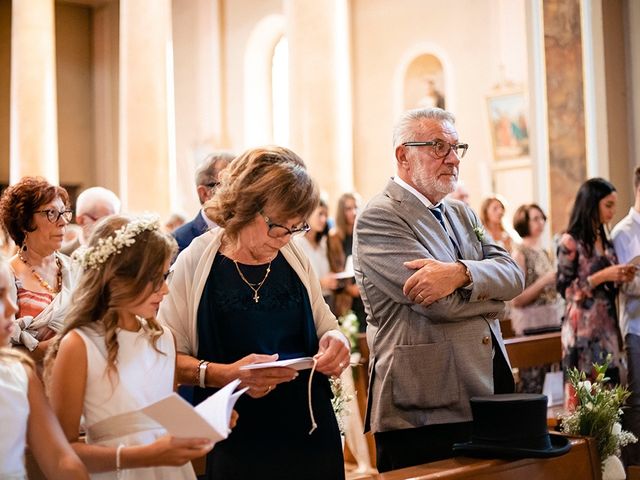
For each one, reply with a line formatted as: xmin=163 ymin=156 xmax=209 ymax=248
xmin=271 ymin=36 xmax=289 ymax=146
xmin=243 ymin=15 xmax=285 ymax=147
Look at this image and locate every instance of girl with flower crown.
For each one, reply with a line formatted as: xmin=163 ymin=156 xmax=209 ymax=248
xmin=46 ymin=215 xmax=214 ymax=479
xmin=0 ymin=255 xmax=89 ymax=479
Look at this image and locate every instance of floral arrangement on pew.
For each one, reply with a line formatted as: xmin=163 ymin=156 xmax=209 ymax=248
xmin=330 ymin=311 xmax=359 ymax=434
xmin=560 ymin=357 xmax=637 ymax=474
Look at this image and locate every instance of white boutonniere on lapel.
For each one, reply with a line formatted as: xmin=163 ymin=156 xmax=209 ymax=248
xmin=473 ymin=225 xmax=485 ymax=242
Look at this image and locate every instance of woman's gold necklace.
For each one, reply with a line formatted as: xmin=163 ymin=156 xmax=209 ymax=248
xmin=233 ymin=260 xmax=272 ymax=303
xmin=18 ymin=251 xmax=62 ymax=294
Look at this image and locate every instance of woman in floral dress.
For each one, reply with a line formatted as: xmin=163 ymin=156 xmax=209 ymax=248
xmin=557 ymin=178 xmax=636 ymax=407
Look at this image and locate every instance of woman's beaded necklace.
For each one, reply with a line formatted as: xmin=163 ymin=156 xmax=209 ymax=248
xmin=18 ymin=250 xmax=62 ymax=294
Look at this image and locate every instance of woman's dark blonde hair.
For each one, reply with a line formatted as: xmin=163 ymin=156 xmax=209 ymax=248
xmin=205 ymin=146 xmax=319 ymax=242
xmin=334 ymin=192 xmax=359 ymax=240
xmin=480 ymin=195 xmax=506 ymax=230
xmin=45 ymin=215 xmax=177 ymax=382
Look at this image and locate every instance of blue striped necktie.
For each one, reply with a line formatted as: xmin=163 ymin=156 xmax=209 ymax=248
xmin=430 ymin=204 xmax=447 ymax=231
xmin=430 ymin=204 xmax=462 ymax=258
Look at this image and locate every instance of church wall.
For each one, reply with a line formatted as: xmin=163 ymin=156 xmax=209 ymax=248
xmin=350 ymin=0 xmax=530 ymax=214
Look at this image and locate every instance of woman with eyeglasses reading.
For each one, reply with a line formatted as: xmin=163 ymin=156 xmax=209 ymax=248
xmin=0 ymin=177 xmax=76 ymax=363
xmin=159 ymin=146 xmax=350 ymax=480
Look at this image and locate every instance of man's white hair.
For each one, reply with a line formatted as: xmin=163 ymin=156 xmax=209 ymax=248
xmin=392 ymin=107 xmax=456 ymax=150
xmin=76 ymin=187 xmax=121 ymax=216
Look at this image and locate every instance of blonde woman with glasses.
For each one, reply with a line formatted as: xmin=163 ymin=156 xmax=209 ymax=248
xmin=160 ymin=146 xmax=350 ymax=480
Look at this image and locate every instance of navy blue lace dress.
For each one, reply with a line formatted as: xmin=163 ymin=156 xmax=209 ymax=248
xmin=194 ymin=252 xmax=344 ymax=480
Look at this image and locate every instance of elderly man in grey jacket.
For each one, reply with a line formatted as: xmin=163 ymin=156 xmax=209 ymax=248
xmin=353 ymin=107 xmax=524 ymax=472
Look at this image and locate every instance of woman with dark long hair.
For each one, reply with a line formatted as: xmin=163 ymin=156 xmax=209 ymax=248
xmin=557 ymin=178 xmax=635 ymax=407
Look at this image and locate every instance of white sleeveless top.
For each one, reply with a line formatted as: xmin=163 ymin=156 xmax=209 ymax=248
xmin=76 ymin=325 xmax=195 ymax=480
xmin=0 ymin=359 xmax=29 ymax=479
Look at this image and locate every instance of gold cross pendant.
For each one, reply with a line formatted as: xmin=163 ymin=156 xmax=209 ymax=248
xmin=253 ymin=292 xmax=260 ymax=303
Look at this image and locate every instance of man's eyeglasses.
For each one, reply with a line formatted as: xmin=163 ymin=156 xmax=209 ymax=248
xmin=204 ymin=182 xmax=220 ymax=190
xmin=402 ymin=140 xmax=469 ymax=159
xmin=35 ymin=209 xmax=73 ymax=224
xmin=261 ymin=214 xmax=310 ymax=239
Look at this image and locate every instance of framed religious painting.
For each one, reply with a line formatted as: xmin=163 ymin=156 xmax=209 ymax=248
xmin=486 ymin=91 xmax=529 ymax=161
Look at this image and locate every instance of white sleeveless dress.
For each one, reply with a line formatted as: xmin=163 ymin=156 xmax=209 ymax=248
xmin=76 ymin=325 xmax=196 ymax=480
xmin=0 ymin=358 xmax=29 ymax=480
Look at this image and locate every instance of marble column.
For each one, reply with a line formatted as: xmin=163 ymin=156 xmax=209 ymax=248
xmin=284 ymin=0 xmax=353 ymax=206
xmin=543 ymin=0 xmax=587 ymax=234
xmin=118 ymin=0 xmax=174 ymax=216
xmin=93 ymin=1 xmax=120 ymax=194
xmin=172 ymin=0 xmax=226 ymax=217
xmin=10 ymin=0 xmax=59 ymax=184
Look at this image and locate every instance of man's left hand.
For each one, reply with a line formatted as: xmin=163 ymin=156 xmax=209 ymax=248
xmin=403 ymin=258 xmax=467 ymax=306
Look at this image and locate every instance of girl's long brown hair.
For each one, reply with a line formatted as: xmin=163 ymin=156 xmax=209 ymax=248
xmin=45 ymin=216 xmax=176 ymax=383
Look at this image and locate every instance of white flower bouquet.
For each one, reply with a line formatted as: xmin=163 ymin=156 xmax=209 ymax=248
xmin=560 ymin=357 xmax=637 ymax=469
xmin=337 ymin=311 xmax=359 ymax=351
xmin=330 ymin=311 xmax=360 ymax=434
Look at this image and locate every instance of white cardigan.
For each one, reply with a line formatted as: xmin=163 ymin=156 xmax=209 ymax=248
xmin=158 ymin=227 xmax=342 ymax=356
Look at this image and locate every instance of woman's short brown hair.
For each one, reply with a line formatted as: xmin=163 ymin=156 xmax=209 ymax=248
xmin=0 ymin=177 xmax=70 ymax=247
xmin=512 ymin=203 xmax=546 ymax=238
xmin=205 ymin=146 xmax=319 ymax=242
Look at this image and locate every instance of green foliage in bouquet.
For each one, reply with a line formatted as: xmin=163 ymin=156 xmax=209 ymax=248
xmin=330 ymin=376 xmax=354 ymax=435
xmin=330 ymin=311 xmax=359 ymax=434
xmin=560 ymin=357 xmax=637 ymax=465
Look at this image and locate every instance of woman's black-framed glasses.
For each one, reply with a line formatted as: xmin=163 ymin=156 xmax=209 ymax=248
xmin=35 ymin=209 xmax=73 ymax=223
xmin=261 ymin=214 xmax=310 ymax=238
xmin=402 ymin=140 xmax=469 ymax=159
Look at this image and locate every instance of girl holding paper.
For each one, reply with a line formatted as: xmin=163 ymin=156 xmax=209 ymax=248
xmin=46 ymin=215 xmax=213 ymax=479
xmin=160 ymin=146 xmax=350 ymax=480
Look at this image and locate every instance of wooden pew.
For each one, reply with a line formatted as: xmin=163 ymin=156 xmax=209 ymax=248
xmin=503 ymin=332 xmax=564 ymax=426
xmin=499 ymin=318 xmax=516 ymax=339
xmin=504 ymin=332 xmax=562 ymax=370
xmin=628 ymin=465 xmax=640 ymax=480
xmin=352 ymin=435 xmax=601 ymax=480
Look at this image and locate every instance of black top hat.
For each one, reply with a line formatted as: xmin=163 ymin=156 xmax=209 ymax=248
xmin=452 ymin=393 xmax=571 ymax=458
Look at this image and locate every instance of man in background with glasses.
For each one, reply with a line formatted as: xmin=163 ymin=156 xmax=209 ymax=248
xmin=353 ymin=107 xmax=523 ymax=471
xmin=173 ymin=151 xmax=234 ymax=256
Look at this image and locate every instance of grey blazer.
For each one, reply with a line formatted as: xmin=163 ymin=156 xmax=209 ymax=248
xmin=353 ymin=180 xmax=524 ymax=433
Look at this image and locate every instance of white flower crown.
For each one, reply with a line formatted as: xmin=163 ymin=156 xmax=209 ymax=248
xmin=74 ymin=215 xmax=160 ymax=269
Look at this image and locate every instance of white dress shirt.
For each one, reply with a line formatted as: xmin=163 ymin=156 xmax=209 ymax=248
xmin=612 ymin=207 xmax=640 ymax=337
